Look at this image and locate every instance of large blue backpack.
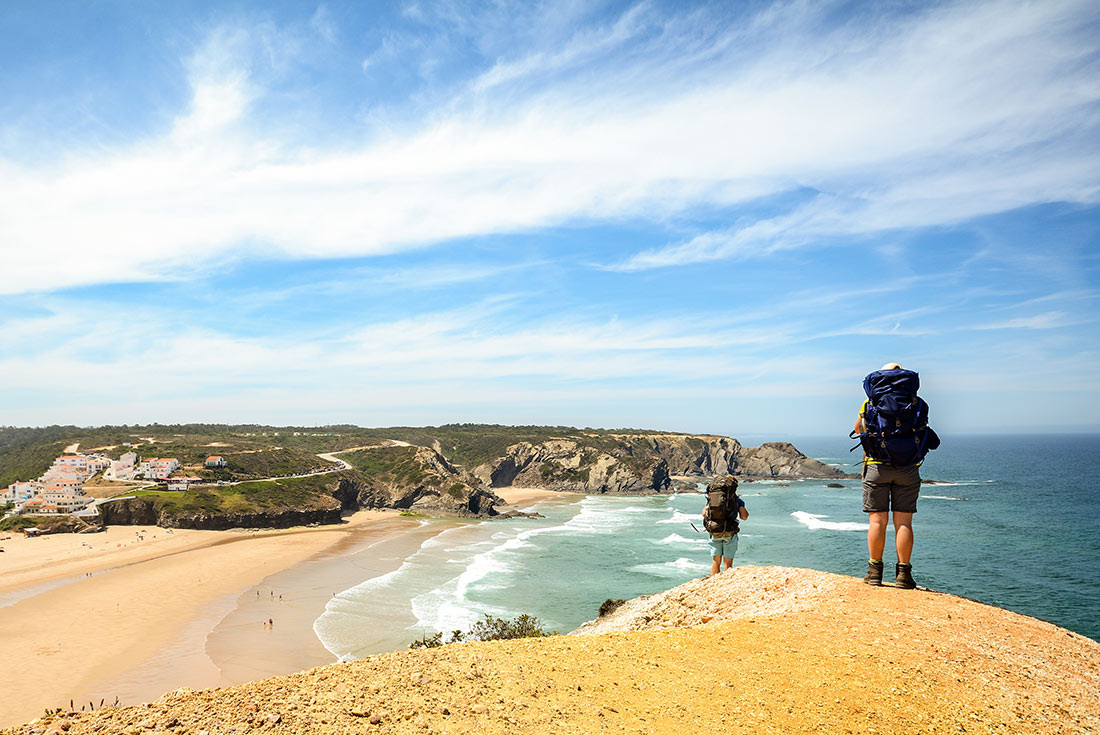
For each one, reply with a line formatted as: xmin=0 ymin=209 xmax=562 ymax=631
xmin=854 ymin=368 xmax=940 ymax=467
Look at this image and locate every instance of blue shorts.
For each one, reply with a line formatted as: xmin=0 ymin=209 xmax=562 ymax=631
xmin=709 ymin=533 xmax=739 ymax=559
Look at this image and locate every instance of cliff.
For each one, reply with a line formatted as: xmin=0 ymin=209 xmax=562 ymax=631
xmin=472 ymin=433 xmax=846 ymax=493
xmin=11 ymin=566 xmax=1097 ymax=735
xmin=96 ymin=496 xmax=343 ymax=530
xmin=65 ymin=429 xmax=847 ymax=531
xmin=341 ymin=445 xmax=504 ymax=516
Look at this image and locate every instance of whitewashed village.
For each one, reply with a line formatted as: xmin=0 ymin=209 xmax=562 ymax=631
xmin=1 ymin=450 xmax=227 ymax=521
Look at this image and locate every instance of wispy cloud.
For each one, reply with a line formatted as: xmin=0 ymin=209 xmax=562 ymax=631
xmin=973 ymin=311 xmax=1081 ymax=330
xmin=2 ymin=0 xmax=1097 ymax=294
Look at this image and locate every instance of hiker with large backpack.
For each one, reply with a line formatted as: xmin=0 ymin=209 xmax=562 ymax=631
xmin=702 ymin=475 xmax=749 ymax=575
xmin=852 ymin=363 xmax=940 ymax=589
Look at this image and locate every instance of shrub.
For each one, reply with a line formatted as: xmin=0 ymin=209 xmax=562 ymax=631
xmin=598 ymin=598 xmax=626 ymax=617
xmin=407 ymin=614 xmax=552 ymax=649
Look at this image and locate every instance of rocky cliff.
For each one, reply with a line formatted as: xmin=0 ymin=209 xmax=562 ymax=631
xmin=96 ymin=495 xmax=343 ymax=530
xmin=471 ymin=433 xmax=846 ymax=493
xmin=343 ymin=445 xmax=504 ymax=516
xmin=91 ymin=430 xmax=847 ymax=529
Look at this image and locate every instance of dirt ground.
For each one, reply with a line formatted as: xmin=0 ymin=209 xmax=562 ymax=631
xmin=8 ymin=566 xmax=1098 ymax=735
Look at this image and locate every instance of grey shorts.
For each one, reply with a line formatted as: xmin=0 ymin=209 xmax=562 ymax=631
xmin=862 ymin=463 xmax=921 ymax=513
xmin=709 ymin=533 xmax=739 ymax=559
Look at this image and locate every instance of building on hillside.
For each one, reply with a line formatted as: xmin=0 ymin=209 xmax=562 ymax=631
xmin=55 ymin=455 xmax=89 ymax=471
xmin=205 ymin=455 xmax=227 ymax=468
xmin=41 ymin=467 xmax=85 ymax=486
xmin=112 ymin=452 xmax=138 ymax=478
xmin=3 ymin=481 xmax=41 ymax=503
xmin=41 ymin=484 xmax=85 ymax=498
xmin=86 ymin=456 xmax=111 ymax=473
xmin=137 ymin=457 xmax=180 ymax=480
xmin=31 ymin=493 xmax=90 ymax=514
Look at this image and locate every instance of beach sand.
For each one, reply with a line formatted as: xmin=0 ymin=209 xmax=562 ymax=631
xmin=0 ymin=511 xmax=419 ymax=727
xmin=494 ymin=486 xmax=571 ymax=505
xmin=0 ymin=489 xmax=576 ymax=727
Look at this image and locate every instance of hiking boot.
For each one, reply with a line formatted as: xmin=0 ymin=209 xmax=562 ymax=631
xmin=895 ymin=563 xmax=916 ymax=589
xmin=863 ymin=560 xmax=884 ymax=586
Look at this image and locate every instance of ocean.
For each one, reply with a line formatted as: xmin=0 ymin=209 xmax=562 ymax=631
xmin=312 ymin=434 xmax=1100 ymax=658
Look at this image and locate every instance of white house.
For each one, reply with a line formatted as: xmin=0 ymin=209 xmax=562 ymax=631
xmin=138 ymin=457 xmax=180 ymax=479
xmin=55 ymin=455 xmax=89 ymax=471
xmin=205 ymin=455 xmax=227 ymax=468
xmin=3 ymin=481 xmax=40 ymax=503
xmin=86 ymin=456 xmax=111 ymax=473
xmin=112 ymin=451 xmax=138 ymax=478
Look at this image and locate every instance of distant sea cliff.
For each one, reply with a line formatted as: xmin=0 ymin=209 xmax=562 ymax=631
xmin=4 ymin=424 xmax=847 ymax=531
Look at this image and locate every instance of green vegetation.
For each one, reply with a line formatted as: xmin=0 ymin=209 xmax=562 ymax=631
xmin=537 ymin=460 xmax=589 ymax=484
xmin=129 ymin=473 xmax=347 ymax=517
xmin=0 ymin=515 xmax=40 ymax=532
xmin=192 ymin=447 xmax=334 ymax=481
xmin=599 ymin=598 xmax=626 ymax=617
xmin=408 ymin=614 xmax=553 ymax=649
xmin=341 ymin=445 xmax=429 ymax=486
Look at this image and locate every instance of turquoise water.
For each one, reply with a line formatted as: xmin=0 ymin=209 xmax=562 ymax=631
xmin=313 ymin=434 xmax=1100 ymax=656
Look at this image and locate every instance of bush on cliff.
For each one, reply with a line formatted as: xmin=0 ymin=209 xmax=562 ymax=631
xmin=409 ymin=614 xmax=553 ymax=649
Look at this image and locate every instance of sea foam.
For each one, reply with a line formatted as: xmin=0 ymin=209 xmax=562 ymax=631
xmin=791 ymin=511 xmax=869 ymax=531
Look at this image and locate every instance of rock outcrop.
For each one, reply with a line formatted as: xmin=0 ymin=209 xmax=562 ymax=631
xmin=96 ymin=495 xmax=343 ymax=530
xmin=89 ymin=430 xmax=847 ymax=530
xmin=472 ymin=433 xmax=846 ymax=493
xmin=346 ymin=446 xmax=504 ymax=516
xmin=472 ymin=439 xmax=671 ymax=494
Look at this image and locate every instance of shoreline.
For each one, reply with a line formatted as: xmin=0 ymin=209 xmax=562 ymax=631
xmin=0 ymin=488 xmax=573 ymax=727
xmin=0 ymin=510 xmax=413 ymax=727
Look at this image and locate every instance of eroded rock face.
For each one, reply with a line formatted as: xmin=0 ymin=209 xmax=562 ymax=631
xmin=472 ymin=434 xmax=846 ymax=493
xmin=473 ymin=439 xmax=671 ymax=494
xmin=734 ymin=442 xmax=844 ymax=478
xmin=96 ymin=496 xmax=343 ymax=529
xmin=355 ymin=447 xmax=505 ymax=517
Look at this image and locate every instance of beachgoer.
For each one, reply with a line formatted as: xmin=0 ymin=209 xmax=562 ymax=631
xmin=702 ymin=475 xmax=749 ymax=575
xmin=853 ymin=362 xmax=940 ymax=589
xmin=268 ymin=618 xmax=273 ymax=628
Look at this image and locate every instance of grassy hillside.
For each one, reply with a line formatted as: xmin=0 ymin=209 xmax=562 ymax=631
xmin=129 ymin=472 xmax=348 ymax=516
xmin=341 ymin=445 xmax=430 ymax=485
xmin=0 ymin=423 xmax=674 ymax=488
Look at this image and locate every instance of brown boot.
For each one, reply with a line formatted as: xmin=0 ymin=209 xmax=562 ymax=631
xmin=863 ymin=560 xmax=884 ymax=586
xmin=895 ymin=563 xmax=916 ymax=589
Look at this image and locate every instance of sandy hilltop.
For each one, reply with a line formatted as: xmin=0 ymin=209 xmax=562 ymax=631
xmin=6 ymin=566 xmax=1098 ymax=735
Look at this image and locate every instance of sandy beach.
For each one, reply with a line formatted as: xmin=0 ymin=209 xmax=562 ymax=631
xmin=0 ymin=487 xmax=568 ymax=728
xmin=0 ymin=511 xmax=411 ymax=726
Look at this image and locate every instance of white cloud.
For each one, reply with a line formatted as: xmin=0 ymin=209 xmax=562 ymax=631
xmin=0 ymin=0 xmax=1098 ymax=294
xmin=973 ymin=311 xmax=1080 ymax=330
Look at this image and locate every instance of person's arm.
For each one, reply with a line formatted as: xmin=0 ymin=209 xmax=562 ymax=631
xmin=854 ymin=399 xmax=867 ymax=433
xmin=737 ymin=497 xmax=749 ymax=520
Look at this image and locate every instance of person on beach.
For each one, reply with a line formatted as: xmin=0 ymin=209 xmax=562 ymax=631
xmin=703 ymin=475 xmax=749 ymax=575
xmin=853 ymin=362 xmax=940 ymax=589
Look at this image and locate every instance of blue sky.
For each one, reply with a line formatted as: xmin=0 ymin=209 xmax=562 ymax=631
xmin=1 ymin=0 xmax=1098 ymax=435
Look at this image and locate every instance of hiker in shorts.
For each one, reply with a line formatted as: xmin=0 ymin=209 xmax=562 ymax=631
xmin=852 ymin=362 xmax=940 ymax=589
xmin=702 ymin=475 xmax=749 ymax=575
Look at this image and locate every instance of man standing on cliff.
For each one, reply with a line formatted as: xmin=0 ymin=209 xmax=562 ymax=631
xmin=703 ymin=475 xmax=749 ymax=575
xmin=853 ymin=363 xmax=939 ymax=589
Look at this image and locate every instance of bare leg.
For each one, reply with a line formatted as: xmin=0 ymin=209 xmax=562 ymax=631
xmin=723 ymin=557 xmax=733 ymax=571
xmin=867 ymin=511 xmax=888 ymax=560
xmin=893 ymin=512 xmax=914 ymax=564
xmin=711 ymin=556 xmax=722 ymax=576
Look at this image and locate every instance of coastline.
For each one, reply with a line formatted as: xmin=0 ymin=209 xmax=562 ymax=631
xmin=0 ymin=487 xmax=571 ymax=727
xmin=0 ymin=510 xmax=409 ymax=727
